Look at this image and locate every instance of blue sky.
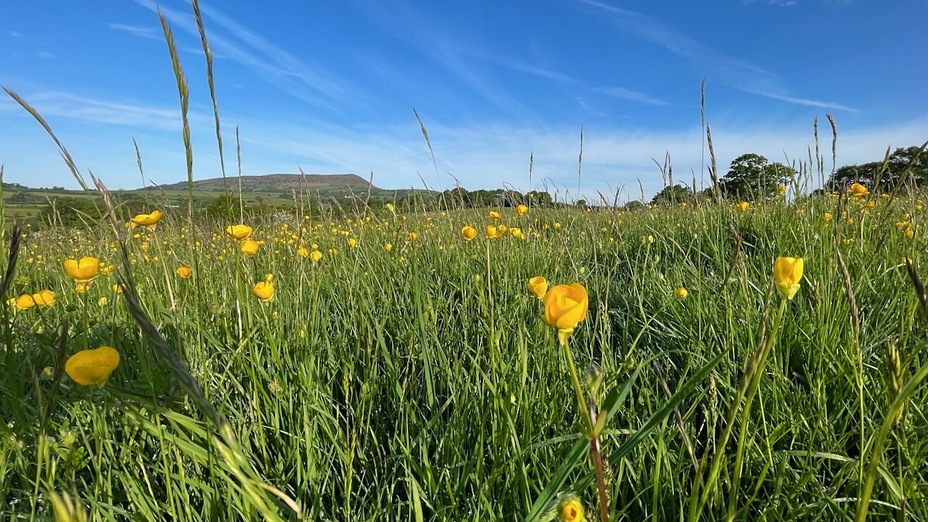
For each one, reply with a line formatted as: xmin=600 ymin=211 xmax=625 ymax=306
xmin=1 ymin=0 xmax=925 ymax=201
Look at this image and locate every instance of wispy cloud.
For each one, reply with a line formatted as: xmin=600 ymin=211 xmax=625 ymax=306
xmin=109 ymin=23 xmax=162 ymax=40
xmin=591 ymin=86 xmax=667 ymax=106
xmin=6 ymin=31 xmax=22 ymax=38
xmin=743 ymin=0 xmax=798 ymax=6
xmin=744 ymin=90 xmax=857 ymax=112
xmin=127 ymin=0 xmax=357 ymax=112
xmin=488 ymin=57 xmax=578 ymax=84
xmin=35 ymin=51 xmax=55 ymax=60
xmin=3 ymin=91 xmax=194 ymax=129
xmin=579 ymin=0 xmax=854 ymax=111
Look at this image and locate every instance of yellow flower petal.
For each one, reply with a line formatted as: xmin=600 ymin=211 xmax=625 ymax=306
xmin=65 ymin=346 xmax=120 ymax=387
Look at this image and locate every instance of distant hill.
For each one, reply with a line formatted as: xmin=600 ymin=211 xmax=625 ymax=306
xmin=143 ymin=173 xmax=376 ymax=193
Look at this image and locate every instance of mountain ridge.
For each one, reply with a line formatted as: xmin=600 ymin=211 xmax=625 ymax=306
xmin=142 ymin=173 xmax=377 ymax=192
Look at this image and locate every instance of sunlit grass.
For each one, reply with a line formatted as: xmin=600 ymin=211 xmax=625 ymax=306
xmin=0 ymin=191 xmax=925 ymax=520
xmin=2 ymin=2 xmax=928 ymax=519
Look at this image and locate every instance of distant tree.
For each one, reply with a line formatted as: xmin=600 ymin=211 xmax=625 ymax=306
xmin=499 ymin=189 xmax=524 ymax=207
xmin=439 ymin=187 xmax=472 ymax=208
xmin=650 ymin=184 xmax=693 ymax=205
xmin=622 ymin=200 xmax=646 ymax=212
xmin=719 ymin=153 xmax=794 ymax=200
xmin=204 ymin=193 xmax=245 ymax=219
xmin=39 ymin=197 xmax=105 ymax=228
xmin=827 ymin=146 xmax=928 ymax=191
xmin=527 ymin=191 xmax=553 ymax=207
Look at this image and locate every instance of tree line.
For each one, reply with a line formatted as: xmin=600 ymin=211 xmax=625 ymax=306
xmin=650 ymin=144 xmax=927 ymax=205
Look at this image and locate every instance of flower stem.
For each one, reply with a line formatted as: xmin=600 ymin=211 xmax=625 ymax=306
xmin=590 ymin=398 xmax=610 ymax=522
xmin=562 ymin=338 xmax=592 ymax=435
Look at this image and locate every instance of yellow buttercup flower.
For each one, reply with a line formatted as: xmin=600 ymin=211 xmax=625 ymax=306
xmin=461 ymin=225 xmax=478 ymax=241
xmin=297 ymin=246 xmax=309 ymax=258
xmin=226 ymin=224 xmax=253 ymax=240
xmin=674 ymin=287 xmax=688 ymax=299
xmin=240 ymin=238 xmax=261 ymax=257
xmin=63 ymin=257 xmax=100 ymax=293
xmin=737 ymin=201 xmax=750 ymax=212
xmin=10 ymin=294 xmax=37 ymax=311
xmin=488 ymin=210 xmax=502 ymax=220
xmin=32 ymin=289 xmax=55 ymax=307
xmin=64 ymin=346 xmax=120 ymax=387
xmin=558 ymin=496 xmax=585 ymax=522
xmin=485 ymin=225 xmax=501 ymax=239
xmin=253 ymin=274 xmax=274 ymax=302
xmin=406 ymin=232 xmax=418 ymax=242
xmin=130 ymin=209 xmax=162 ymax=231
xmin=773 ymin=256 xmax=804 ymax=300
xmin=176 ymin=266 xmax=192 ymax=279
xmin=516 ymin=204 xmax=528 ymax=216
xmin=543 ymin=283 xmax=589 ymax=345
xmin=309 ymin=250 xmax=323 ymax=263
xmin=849 ymin=183 xmax=868 ymax=196
xmin=527 ymin=276 xmax=548 ymax=299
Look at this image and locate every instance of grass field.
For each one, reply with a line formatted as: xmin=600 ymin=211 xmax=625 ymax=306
xmin=1 ymin=187 xmax=926 ymax=520
xmin=2 ymin=3 xmax=927 ymax=520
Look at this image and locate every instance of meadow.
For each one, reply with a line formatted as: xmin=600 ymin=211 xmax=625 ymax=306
xmin=0 ymin=179 xmax=926 ymax=520
xmin=2 ymin=4 xmax=928 ymax=520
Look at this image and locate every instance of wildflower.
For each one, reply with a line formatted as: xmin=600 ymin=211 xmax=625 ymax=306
xmin=516 ymin=204 xmax=528 ymax=216
xmin=297 ymin=246 xmax=309 ymax=258
xmin=489 ymin=210 xmax=502 ymax=220
xmin=773 ymin=257 xmax=804 ymax=300
xmin=849 ymin=183 xmax=868 ymax=196
xmin=63 ymin=257 xmax=100 ymax=293
xmin=385 ymin=203 xmax=395 ymax=213
xmin=347 ymin=238 xmax=358 ymax=248
xmin=310 ymin=250 xmax=323 ymax=263
xmin=176 ymin=266 xmax=192 ymax=279
xmin=64 ymin=346 xmax=120 ymax=387
xmin=461 ymin=225 xmax=478 ymax=241
xmin=558 ymin=497 xmax=585 ymax=522
xmin=737 ymin=201 xmax=750 ymax=212
xmin=543 ymin=283 xmax=589 ymax=345
xmin=777 ymin=185 xmax=787 ymax=196
xmin=31 ymin=289 xmax=55 ymax=307
xmin=824 ymin=212 xmax=833 ymax=221
xmin=384 ymin=243 xmax=393 ymax=252
xmin=645 ymin=234 xmax=654 ymax=245
xmin=130 ymin=210 xmax=162 ymax=231
xmin=226 ymin=224 xmax=253 ymax=240
xmin=10 ymin=294 xmax=36 ymax=310
xmin=406 ymin=232 xmax=418 ymax=242
xmin=253 ymin=274 xmax=274 ymax=302
xmin=486 ymin=225 xmax=501 ymax=239
xmin=675 ymin=287 xmax=688 ymax=299
xmin=527 ymin=276 xmax=548 ymax=299
xmin=240 ymin=239 xmax=261 ymax=257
